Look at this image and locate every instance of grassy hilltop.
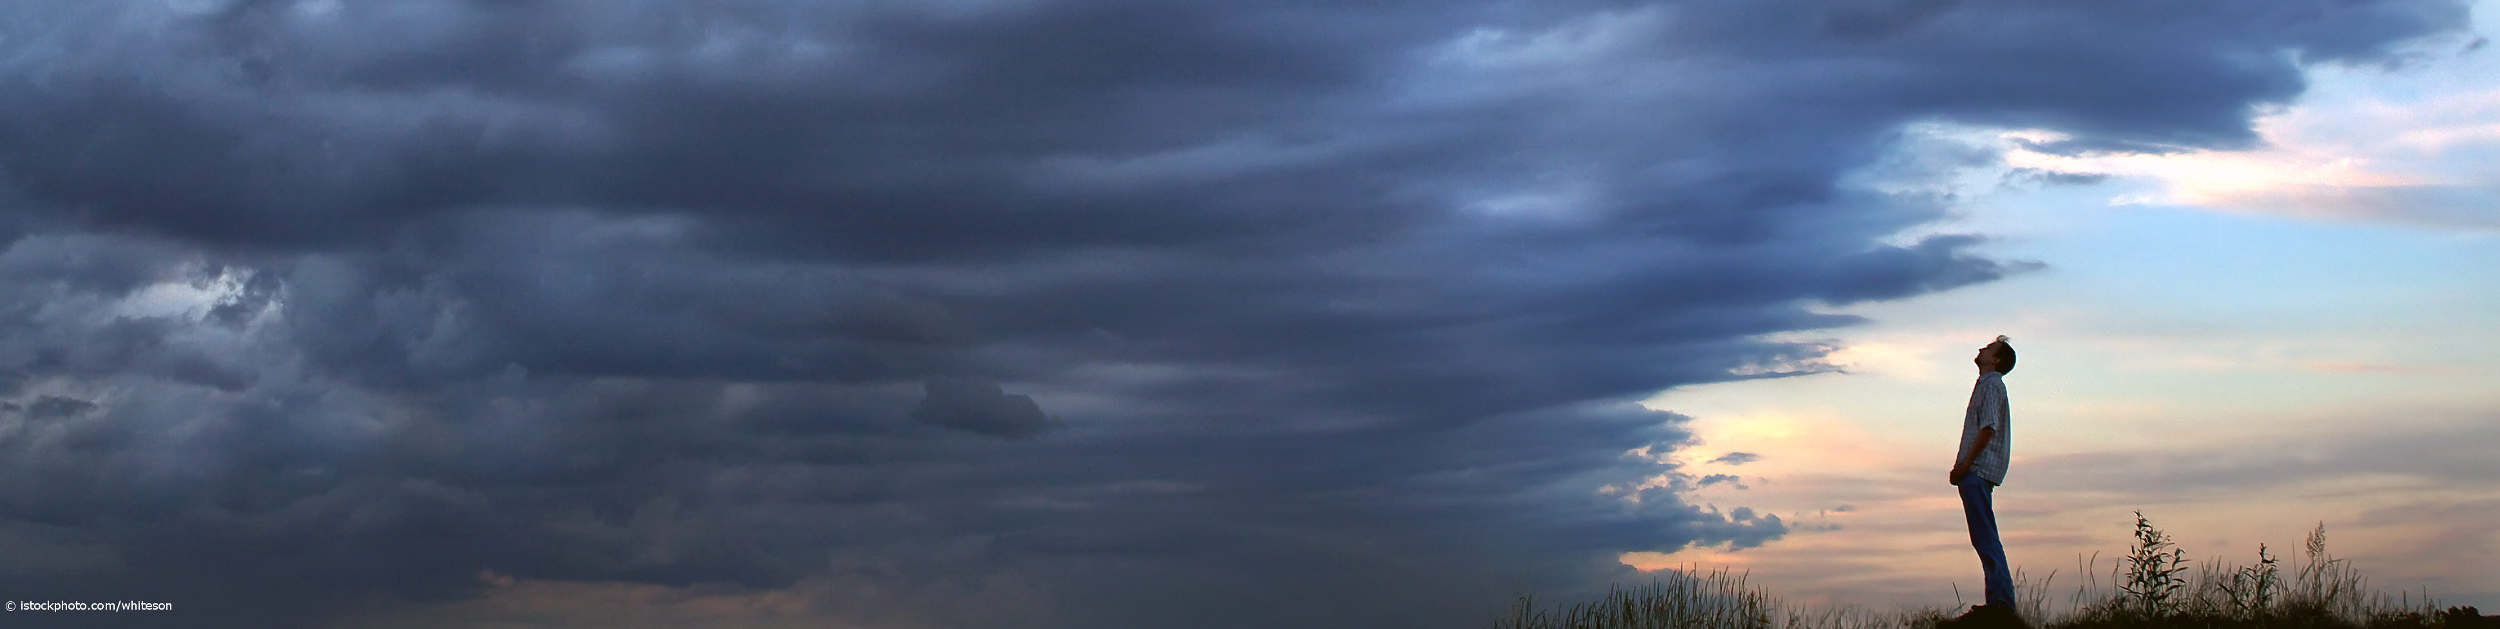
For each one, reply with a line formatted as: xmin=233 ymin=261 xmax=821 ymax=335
xmin=1495 ymin=514 xmax=2495 ymax=629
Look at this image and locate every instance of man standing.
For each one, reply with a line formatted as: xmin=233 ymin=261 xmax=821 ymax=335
xmin=1950 ymin=335 xmax=2017 ymax=626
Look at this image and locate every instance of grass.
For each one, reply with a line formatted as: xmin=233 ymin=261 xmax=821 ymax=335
xmin=1493 ymin=515 xmax=2493 ymax=629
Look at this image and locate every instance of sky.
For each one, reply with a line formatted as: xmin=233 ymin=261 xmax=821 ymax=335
xmin=1628 ymin=2 xmax=2500 ymax=613
xmin=0 ymin=1 xmax=2489 ymax=628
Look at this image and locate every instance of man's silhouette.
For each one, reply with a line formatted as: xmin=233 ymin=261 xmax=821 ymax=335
xmin=1948 ymin=335 xmax=2017 ymax=626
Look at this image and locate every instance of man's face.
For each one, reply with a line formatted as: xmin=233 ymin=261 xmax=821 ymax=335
xmin=1973 ymin=342 xmax=2001 ymax=372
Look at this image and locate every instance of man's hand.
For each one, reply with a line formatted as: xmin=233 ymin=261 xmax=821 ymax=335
xmin=1948 ymin=465 xmax=1968 ymax=486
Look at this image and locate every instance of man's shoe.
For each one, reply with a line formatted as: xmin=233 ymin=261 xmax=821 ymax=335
xmin=1945 ymin=604 xmax=2021 ymax=627
xmin=1943 ymin=604 xmax=1987 ymax=625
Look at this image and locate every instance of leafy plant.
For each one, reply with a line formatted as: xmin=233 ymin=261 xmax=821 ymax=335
xmin=2115 ymin=510 xmax=2192 ymax=619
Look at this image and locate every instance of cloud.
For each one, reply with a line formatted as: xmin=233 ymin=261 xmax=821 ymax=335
xmin=1709 ymin=451 xmax=1763 ymax=466
xmin=1992 ymin=20 xmax=2500 ymax=232
xmin=2000 ymin=167 xmax=2112 ymax=187
xmin=24 ymin=395 xmax=97 ymax=420
xmin=912 ymin=376 xmax=1053 ymax=439
xmin=0 ymin=0 xmax=2469 ymax=627
xmin=2020 ymin=414 xmax=2500 ymax=498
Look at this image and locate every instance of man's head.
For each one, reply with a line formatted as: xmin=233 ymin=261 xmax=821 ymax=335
xmin=1974 ymin=336 xmax=2016 ymax=375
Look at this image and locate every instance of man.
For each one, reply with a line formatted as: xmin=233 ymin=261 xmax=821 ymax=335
xmin=1949 ymin=335 xmax=2017 ymax=626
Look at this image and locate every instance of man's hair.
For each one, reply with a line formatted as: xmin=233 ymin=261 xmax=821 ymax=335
xmin=1991 ymin=341 xmax=2016 ymax=375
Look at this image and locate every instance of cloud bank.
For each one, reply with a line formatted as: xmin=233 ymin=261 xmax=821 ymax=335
xmin=0 ymin=0 xmax=2468 ymax=627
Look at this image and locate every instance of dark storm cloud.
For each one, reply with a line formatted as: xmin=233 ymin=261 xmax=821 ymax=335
xmin=0 ymin=0 xmax=2469 ymax=627
xmin=24 ymin=395 xmax=97 ymax=420
xmin=912 ymin=376 xmax=1052 ymax=438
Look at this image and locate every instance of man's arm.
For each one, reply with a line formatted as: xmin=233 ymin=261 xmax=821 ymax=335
xmin=1950 ymin=426 xmax=1994 ymax=484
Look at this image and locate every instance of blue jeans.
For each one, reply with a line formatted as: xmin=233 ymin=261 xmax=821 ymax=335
xmin=1959 ymin=474 xmax=2015 ymax=609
